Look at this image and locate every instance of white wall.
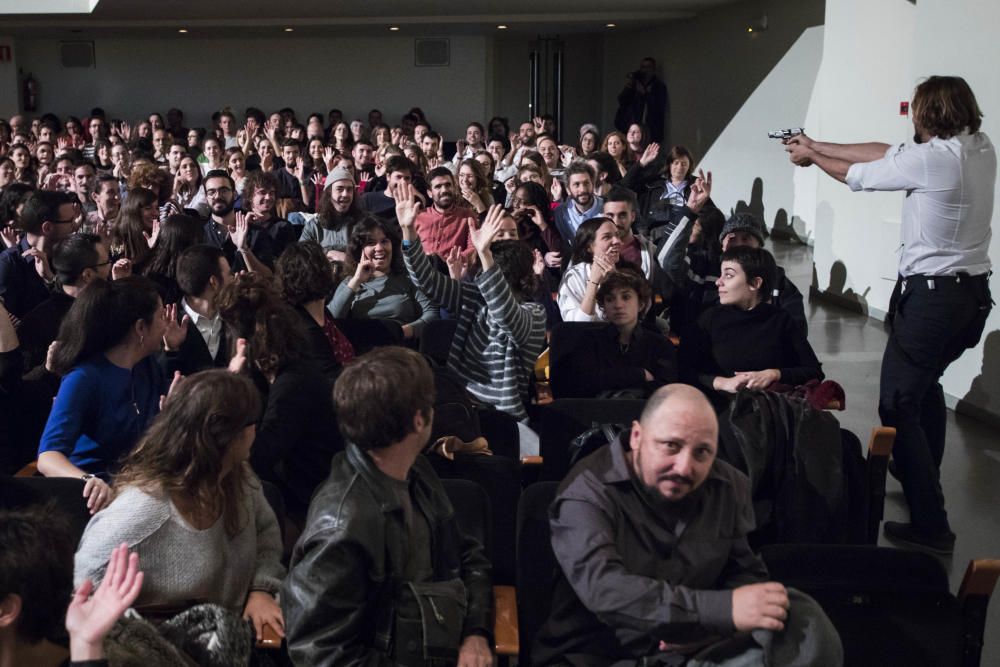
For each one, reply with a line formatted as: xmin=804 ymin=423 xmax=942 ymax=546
xmin=13 ymin=35 xmax=489 ymax=138
xmin=0 ymin=35 xmax=18 ymax=118
xmin=699 ymin=26 xmax=824 ymax=238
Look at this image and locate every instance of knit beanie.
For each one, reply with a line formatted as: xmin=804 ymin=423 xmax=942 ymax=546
xmin=719 ymin=212 xmax=767 ymax=245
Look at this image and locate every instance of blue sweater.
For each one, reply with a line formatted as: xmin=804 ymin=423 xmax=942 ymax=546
xmin=39 ymin=355 xmax=164 ymax=476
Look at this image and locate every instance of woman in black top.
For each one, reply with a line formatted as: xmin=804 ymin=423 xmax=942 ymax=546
xmin=554 ymin=267 xmax=677 ymax=398
xmin=680 ymin=245 xmax=822 ymax=398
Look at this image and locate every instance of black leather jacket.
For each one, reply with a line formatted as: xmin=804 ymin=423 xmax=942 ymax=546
xmin=281 ymin=442 xmax=493 ymax=666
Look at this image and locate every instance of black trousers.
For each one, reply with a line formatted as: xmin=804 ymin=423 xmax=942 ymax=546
xmin=879 ymin=273 xmax=992 ymax=534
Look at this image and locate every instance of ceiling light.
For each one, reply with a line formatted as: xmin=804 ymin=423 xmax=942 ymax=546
xmin=606 ymin=23 xmax=616 ymax=28
xmin=389 ymin=26 xmax=400 ymax=31
xmin=284 ymin=27 xmax=294 ymax=32
xmin=178 ymin=28 xmax=188 ymax=33
xmin=497 ymin=25 xmax=507 ymax=29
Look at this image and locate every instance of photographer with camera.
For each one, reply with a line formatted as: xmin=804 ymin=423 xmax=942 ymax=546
xmin=615 ymin=57 xmax=670 ymax=144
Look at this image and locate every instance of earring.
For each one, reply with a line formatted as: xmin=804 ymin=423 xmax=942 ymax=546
xmin=139 ymin=334 xmax=145 ymax=347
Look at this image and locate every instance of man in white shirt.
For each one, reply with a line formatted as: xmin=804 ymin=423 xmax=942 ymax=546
xmin=784 ymin=75 xmax=995 ymax=554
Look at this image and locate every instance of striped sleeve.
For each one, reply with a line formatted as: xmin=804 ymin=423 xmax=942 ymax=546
xmin=403 ymin=237 xmax=463 ymax=313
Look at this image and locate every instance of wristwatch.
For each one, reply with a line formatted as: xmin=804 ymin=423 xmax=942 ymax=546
xmin=81 ymin=473 xmax=95 ymax=481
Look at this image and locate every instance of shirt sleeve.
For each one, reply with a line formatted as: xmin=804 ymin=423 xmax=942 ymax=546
xmin=550 ymin=496 xmax=735 ymax=639
xmin=846 ymin=143 xmax=927 ymax=193
xmin=403 ymin=237 xmax=464 ymax=313
xmin=557 ymin=265 xmax=602 ymax=323
xmin=38 ymin=367 xmax=93 ymax=457
xmin=250 ymin=479 xmax=287 ymax=595
xmin=327 ymin=281 xmax=356 ymax=318
xmin=406 ymin=284 xmax=440 ymax=338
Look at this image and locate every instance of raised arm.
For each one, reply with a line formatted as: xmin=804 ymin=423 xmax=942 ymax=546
xmin=397 ymin=183 xmax=466 ymax=313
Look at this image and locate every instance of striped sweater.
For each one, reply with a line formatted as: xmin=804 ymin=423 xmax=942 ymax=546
xmin=404 ymin=237 xmax=546 ymax=420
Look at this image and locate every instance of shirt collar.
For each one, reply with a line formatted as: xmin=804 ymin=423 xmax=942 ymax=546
xmin=181 ymin=297 xmax=219 ymax=326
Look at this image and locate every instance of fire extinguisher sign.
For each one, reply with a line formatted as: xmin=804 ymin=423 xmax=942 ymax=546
xmin=0 ymin=45 xmax=11 ymax=63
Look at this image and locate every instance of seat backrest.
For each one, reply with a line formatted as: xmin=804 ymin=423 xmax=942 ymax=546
xmin=538 ymin=398 xmax=645 ymax=481
xmin=440 ymin=478 xmax=493 ymax=561
xmin=516 ymin=481 xmax=560 ymax=665
xmin=419 ymin=319 xmax=459 ymax=366
xmin=433 ymin=456 xmax=517 ymax=585
xmin=0 ymin=476 xmax=92 ymax=545
xmin=548 ymin=321 xmax=605 ymax=399
xmin=334 ymin=318 xmax=403 ymax=353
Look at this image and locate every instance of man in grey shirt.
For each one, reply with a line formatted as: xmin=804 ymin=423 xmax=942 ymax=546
xmin=533 ymin=385 xmax=842 ymax=666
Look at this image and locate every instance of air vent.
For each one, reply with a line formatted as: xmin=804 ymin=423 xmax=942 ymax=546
xmin=60 ymin=41 xmax=95 ymax=68
xmin=414 ymin=38 xmax=449 ymax=67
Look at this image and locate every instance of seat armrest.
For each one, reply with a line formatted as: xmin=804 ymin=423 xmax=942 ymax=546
xmin=15 ymin=460 xmax=39 ymax=477
xmin=256 ymin=623 xmax=282 ymax=650
xmin=867 ymin=426 xmax=895 ymax=458
xmin=494 ymin=584 xmax=519 ymax=656
xmin=958 ymin=559 xmax=1000 ymax=601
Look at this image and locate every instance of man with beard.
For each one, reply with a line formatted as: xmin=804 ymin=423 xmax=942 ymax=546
xmin=73 ymin=162 xmax=97 ymax=214
xmin=239 ymin=170 xmax=298 ymax=258
xmin=554 ymin=162 xmax=604 ymax=243
xmin=413 ymin=166 xmax=474 ymax=258
xmin=352 ymin=139 xmax=376 ymax=183
xmin=533 ymin=385 xmax=843 ymax=666
xmin=300 ymin=166 xmax=364 ymax=264
xmin=201 ymin=170 xmax=273 ymax=276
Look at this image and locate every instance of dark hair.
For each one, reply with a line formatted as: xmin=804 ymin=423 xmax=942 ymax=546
xmin=216 ymin=272 xmax=306 ymax=378
xmin=597 ymin=266 xmax=652 ymax=310
xmin=276 ymin=241 xmax=336 ymax=306
xmin=912 ymin=75 xmax=984 ymax=138
xmin=94 ymin=173 xmax=118 ymax=195
xmin=347 ymin=215 xmax=404 ymax=275
xmin=115 ymin=370 xmax=261 ymax=537
xmin=19 ymin=190 xmax=73 ymax=236
xmin=0 ymin=505 xmax=75 ymax=642
xmin=333 ymin=347 xmax=435 ymax=451
xmin=693 ymin=206 xmax=725 ymax=263
xmin=571 ymin=216 xmax=617 ymax=265
xmin=427 ymin=165 xmax=453 ymax=183
xmin=666 ymin=145 xmax=695 ymax=181
xmin=588 ymin=151 xmax=620 ymax=184
xmin=51 ymin=276 xmax=161 ymax=375
xmin=720 ymin=245 xmax=777 ymax=301
xmin=384 ymin=155 xmax=415 ymax=177
xmin=142 ymin=214 xmax=205 ymax=282
xmin=317 ymin=180 xmax=362 ymax=233
xmin=513 ymin=181 xmax=555 ymax=238
xmin=203 ymin=169 xmax=235 ymax=190
xmin=604 ymin=186 xmax=637 ymax=211
xmin=467 ymin=121 xmax=485 ymax=134
xmin=242 ymin=170 xmax=278 ymax=206
xmin=176 ymin=244 xmax=226 ymax=297
xmin=0 ymin=182 xmax=36 ymax=229
xmin=280 ymin=138 xmax=301 ymax=151
xmin=51 ymin=233 xmax=102 ymax=286
xmin=490 ymin=240 xmax=537 ymax=300
xmin=173 ymin=155 xmax=203 ymax=201
xmin=488 ymin=116 xmax=510 ymax=137
xmin=112 ymin=188 xmax=157 ymax=264
xmin=565 ymin=161 xmax=595 ymax=184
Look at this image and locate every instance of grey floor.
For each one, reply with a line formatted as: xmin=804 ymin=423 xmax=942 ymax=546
xmin=773 ymin=239 xmax=1000 ymax=664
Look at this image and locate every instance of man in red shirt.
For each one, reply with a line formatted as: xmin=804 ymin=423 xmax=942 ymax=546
xmin=414 ymin=167 xmax=475 ymax=258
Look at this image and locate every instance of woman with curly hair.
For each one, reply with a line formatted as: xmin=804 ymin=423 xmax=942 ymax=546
xmin=275 ymin=240 xmax=355 ymax=377
xmin=327 ymin=214 xmax=438 ymax=340
xmin=73 ymin=369 xmax=286 ymax=642
xmin=457 ymin=158 xmax=494 ymax=217
xmin=216 ymin=272 xmax=342 ymax=521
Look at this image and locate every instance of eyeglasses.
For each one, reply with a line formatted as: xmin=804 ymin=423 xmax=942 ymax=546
xmin=88 ymin=259 xmax=113 ymax=269
xmin=52 ymin=216 xmax=78 ymax=225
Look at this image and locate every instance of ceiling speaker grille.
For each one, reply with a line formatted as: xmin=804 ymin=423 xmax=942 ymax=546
xmin=60 ymin=41 xmax=95 ymax=68
xmin=414 ymin=39 xmax=449 ymax=67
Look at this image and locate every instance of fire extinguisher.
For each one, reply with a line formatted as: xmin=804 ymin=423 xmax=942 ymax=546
xmin=23 ymin=72 xmax=38 ymax=112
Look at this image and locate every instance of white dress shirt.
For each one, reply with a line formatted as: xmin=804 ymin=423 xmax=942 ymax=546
xmin=181 ymin=298 xmax=223 ymax=360
xmin=846 ymin=132 xmax=995 ymax=277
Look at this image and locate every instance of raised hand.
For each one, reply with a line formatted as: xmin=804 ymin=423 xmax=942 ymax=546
xmin=65 ymin=544 xmax=143 ymax=661
xmin=159 ymin=370 xmax=184 ymax=410
xmin=119 ymin=122 xmax=133 ymax=143
xmin=310 ymin=172 xmax=325 ymax=188
xmin=143 ymin=218 xmax=161 ymax=248
xmin=394 ymin=182 xmax=423 ymax=230
xmin=686 ymin=169 xmax=713 ymax=212
xmin=111 ymin=258 xmax=132 ymax=281
xmin=525 ymin=205 xmax=547 ymax=230
xmin=348 ymin=249 xmax=376 ymax=289
xmin=532 ymin=248 xmax=545 ymax=276
xmin=57 ymin=135 xmax=71 ymax=150
xmin=228 ymin=337 xmax=249 ymax=374
xmin=232 ymin=211 xmax=250 ymax=249
xmin=0 ymin=224 xmax=18 ymax=249
xmin=23 ymin=247 xmax=54 ymax=281
xmin=323 ymin=146 xmax=337 ymax=171
xmin=533 ymin=116 xmax=546 ymax=134
xmin=550 ymin=178 xmax=564 ymax=202
xmin=590 ymin=253 xmax=615 ymax=284
xmin=639 ymin=142 xmax=660 ymax=167
xmin=544 ymin=250 xmax=562 ymax=268
xmin=468 ymin=204 xmax=506 ymax=256
xmin=445 ymin=245 xmax=468 ymax=281
xmin=162 ymin=304 xmax=190 ymax=351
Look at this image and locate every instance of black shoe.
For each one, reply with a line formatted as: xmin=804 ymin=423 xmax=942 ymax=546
xmin=883 ymin=521 xmax=955 ymax=555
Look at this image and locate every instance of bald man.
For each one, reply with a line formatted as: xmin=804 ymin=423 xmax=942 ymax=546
xmin=533 ymin=385 xmax=842 ymax=666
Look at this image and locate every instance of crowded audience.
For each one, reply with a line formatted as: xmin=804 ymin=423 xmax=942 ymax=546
xmin=0 ymin=97 xmax=879 ymax=666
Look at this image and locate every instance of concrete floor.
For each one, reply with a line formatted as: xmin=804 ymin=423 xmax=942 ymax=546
xmin=773 ymin=239 xmax=1000 ymax=664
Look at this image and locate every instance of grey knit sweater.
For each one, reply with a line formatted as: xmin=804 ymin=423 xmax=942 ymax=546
xmin=74 ymin=479 xmax=285 ymax=613
xmin=403 ymin=236 xmax=546 ymax=420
